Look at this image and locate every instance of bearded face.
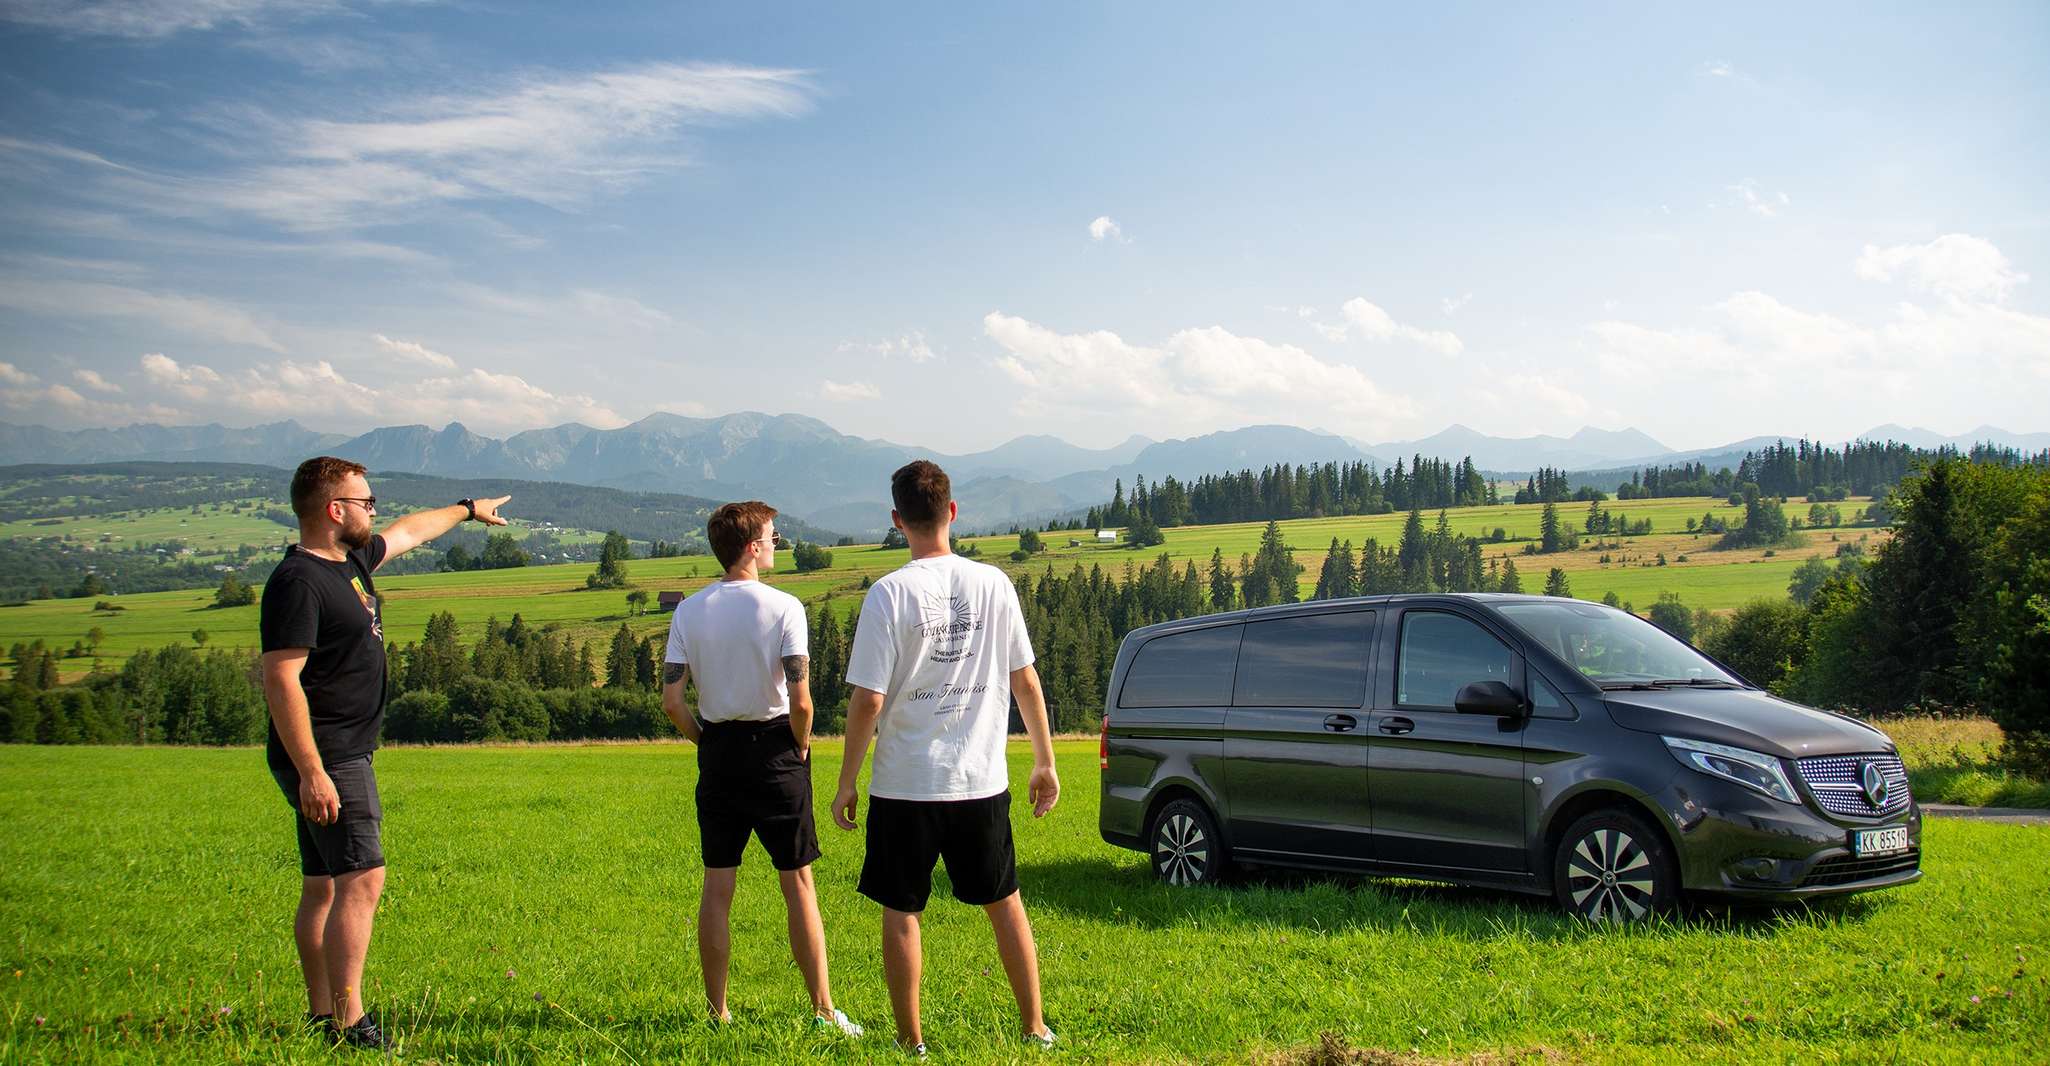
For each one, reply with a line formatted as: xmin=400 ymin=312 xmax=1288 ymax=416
xmin=338 ymin=506 xmax=374 ymax=551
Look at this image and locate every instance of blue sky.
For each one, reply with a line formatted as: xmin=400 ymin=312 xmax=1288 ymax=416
xmin=1 ymin=1 xmax=2045 ymax=452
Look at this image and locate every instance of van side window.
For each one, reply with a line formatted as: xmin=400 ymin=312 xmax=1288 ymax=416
xmin=1397 ymin=612 xmax=1514 ymax=710
xmin=1232 ymin=611 xmax=1373 ymax=708
xmin=1530 ymin=674 xmax=1571 ymax=719
xmin=1119 ymin=624 xmax=1244 ymax=708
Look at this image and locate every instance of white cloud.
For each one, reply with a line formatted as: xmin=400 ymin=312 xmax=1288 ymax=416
xmin=0 ymin=362 xmax=37 ymax=386
xmin=1440 ymin=292 xmax=1473 ymax=316
xmin=118 ymin=350 xmax=625 ymax=432
xmin=837 ymin=330 xmax=934 ymax=362
xmin=73 ymin=368 xmax=119 ymax=392
xmin=103 ymin=62 xmax=815 ymax=230
xmin=1855 ymin=233 xmax=2028 ymax=304
xmin=1724 ymin=179 xmax=1788 ymax=218
xmin=1314 ymin=297 xmax=1464 ymax=355
xmin=1088 ymin=216 xmax=1124 ymax=243
xmin=1478 ymin=371 xmax=1596 ymax=424
xmin=1703 ymin=60 xmax=1737 ymax=78
xmin=0 ymin=279 xmax=285 ymax=351
xmin=371 ymin=333 xmax=457 ymax=370
xmin=983 ymin=311 xmax=1413 ymax=437
xmin=820 ymin=380 xmax=882 ymax=402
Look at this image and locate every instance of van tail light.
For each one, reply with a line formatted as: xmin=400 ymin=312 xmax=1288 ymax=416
xmin=1099 ymin=715 xmax=1110 ymax=771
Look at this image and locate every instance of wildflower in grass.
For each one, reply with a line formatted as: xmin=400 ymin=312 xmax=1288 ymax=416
xmin=34 ymin=1016 xmax=45 ymax=1026
xmin=506 ymin=968 xmax=517 ymax=979
xmin=1970 ymin=995 xmax=1981 ymax=1004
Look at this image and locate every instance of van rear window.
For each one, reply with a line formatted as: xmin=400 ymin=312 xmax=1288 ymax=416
xmin=1232 ymin=611 xmax=1374 ymax=707
xmin=1119 ymin=624 xmax=1244 ymax=708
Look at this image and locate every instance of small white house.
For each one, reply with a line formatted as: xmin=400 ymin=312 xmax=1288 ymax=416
xmin=1096 ymin=529 xmax=1119 ymax=543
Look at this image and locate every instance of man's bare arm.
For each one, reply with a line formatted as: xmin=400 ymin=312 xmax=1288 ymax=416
xmin=1011 ymin=663 xmax=1060 ymax=817
xmin=376 ymin=495 xmax=510 ymax=566
xmin=660 ymin=662 xmax=702 ymax=743
xmin=783 ymin=655 xmax=813 ymax=759
xmin=262 ymin=649 xmax=340 ymax=825
xmin=831 ymin=686 xmax=886 ymax=829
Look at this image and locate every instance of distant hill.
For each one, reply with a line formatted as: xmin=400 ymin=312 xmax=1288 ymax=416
xmin=6 ymin=415 xmax=2044 ymax=537
xmin=0 ymin=462 xmax=846 ymax=549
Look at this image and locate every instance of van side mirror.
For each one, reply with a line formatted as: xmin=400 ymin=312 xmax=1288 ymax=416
xmin=1455 ymin=680 xmax=1525 ymax=718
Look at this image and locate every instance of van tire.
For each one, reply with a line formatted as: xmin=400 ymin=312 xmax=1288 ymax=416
xmin=1150 ymin=798 xmax=1228 ymax=886
xmin=1552 ymin=809 xmax=1677 ymax=923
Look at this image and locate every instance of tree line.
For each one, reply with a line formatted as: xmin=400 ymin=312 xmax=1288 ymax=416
xmin=1087 ymin=455 xmax=1495 ymax=531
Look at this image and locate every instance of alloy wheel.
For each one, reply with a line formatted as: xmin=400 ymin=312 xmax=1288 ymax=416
xmin=1154 ymin=812 xmax=1210 ymax=885
xmin=1565 ymin=827 xmax=1656 ymax=923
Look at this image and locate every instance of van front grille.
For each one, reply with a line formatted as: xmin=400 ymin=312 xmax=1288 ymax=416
xmin=1794 ymin=753 xmax=1911 ymax=819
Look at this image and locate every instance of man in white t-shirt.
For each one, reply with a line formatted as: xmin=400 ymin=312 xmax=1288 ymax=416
xmin=832 ymin=460 xmax=1060 ymax=1054
xmin=661 ymin=501 xmax=861 ymax=1037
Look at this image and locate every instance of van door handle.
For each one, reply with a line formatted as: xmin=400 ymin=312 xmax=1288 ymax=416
xmin=1379 ymin=717 xmax=1415 ymax=735
xmin=1323 ymin=714 xmax=1357 ymax=732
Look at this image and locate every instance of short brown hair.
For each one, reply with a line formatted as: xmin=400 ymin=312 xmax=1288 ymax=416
xmin=291 ymin=456 xmax=368 ymax=522
xmin=891 ymin=460 xmax=952 ymax=530
xmin=707 ymin=500 xmax=777 ymax=569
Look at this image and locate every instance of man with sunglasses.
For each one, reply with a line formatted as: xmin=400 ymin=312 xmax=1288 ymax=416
xmin=260 ymin=456 xmax=508 ymax=1050
xmin=661 ymin=501 xmax=861 ymax=1037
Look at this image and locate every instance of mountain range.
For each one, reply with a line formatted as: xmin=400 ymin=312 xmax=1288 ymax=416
xmin=3 ymin=415 xmax=2044 ymax=537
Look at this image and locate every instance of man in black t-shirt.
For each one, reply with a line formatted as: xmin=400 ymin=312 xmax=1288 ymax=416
xmin=260 ymin=456 xmax=508 ymax=1050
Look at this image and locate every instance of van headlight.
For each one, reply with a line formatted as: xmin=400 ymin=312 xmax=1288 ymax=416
xmin=1662 ymin=736 xmax=1797 ymax=804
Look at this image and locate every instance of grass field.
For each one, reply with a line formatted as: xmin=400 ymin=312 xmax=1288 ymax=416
xmin=2 ymin=496 xmax=1883 ymax=682
xmin=2 ymin=740 xmax=2045 ymax=1063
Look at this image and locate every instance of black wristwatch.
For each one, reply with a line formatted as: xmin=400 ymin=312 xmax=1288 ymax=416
xmin=458 ymin=498 xmax=476 ymax=522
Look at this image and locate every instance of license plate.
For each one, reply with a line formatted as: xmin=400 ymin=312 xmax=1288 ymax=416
xmin=1853 ymin=825 xmax=1909 ymax=856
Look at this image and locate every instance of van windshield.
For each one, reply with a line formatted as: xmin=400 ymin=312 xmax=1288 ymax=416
xmin=1493 ymin=601 xmax=1739 ymax=687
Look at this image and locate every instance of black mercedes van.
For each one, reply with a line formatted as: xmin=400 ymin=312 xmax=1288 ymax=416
xmin=1097 ymin=593 xmax=1921 ymax=921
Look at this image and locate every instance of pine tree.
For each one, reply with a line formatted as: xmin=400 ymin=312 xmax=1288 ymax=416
xmin=1540 ymin=501 xmax=1564 ymax=553
xmin=605 ymin=623 xmax=636 ymax=688
xmin=1499 ymin=558 xmax=1523 ymax=594
xmin=588 ymin=530 xmax=632 ymax=589
xmin=1208 ymin=547 xmax=1236 ymax=612
xmin=1543 ymin=567 xmax=1572 ymax=598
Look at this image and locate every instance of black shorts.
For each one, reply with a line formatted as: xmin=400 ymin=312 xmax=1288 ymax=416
xmin=271 ymin=753 xmax=385 ymax=878
xmin=858 ymin=791 xmax=1018 ymax=913
xmin=696 ymin=718 xmax=820 ymax=871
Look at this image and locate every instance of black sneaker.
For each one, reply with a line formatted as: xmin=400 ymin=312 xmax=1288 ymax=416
xmin=305 ymin=1012 xmax=333 ymax=1033
xmin=336 ymin=1013 xmax=392 ymax=1052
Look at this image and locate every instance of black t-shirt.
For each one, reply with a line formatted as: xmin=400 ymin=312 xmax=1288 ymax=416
xmin=261 ymin=535 xmax=388 ymax=771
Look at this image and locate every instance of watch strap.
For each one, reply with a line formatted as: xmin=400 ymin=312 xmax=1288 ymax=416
xmin=458 ymin=498 xmax=476 ymax=521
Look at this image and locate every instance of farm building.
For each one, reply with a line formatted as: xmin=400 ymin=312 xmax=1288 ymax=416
xmin=1096 ymin=529 xmax=1119 ymax=543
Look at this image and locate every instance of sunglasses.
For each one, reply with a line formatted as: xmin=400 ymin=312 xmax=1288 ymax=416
xmin=332 ymin=496 xmax=378 ymax=513
xmin=763 ymin=532 xmax=786 ymax=549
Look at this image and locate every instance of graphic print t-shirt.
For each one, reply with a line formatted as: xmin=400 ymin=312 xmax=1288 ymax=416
xmin=844 ymin=554 xmax=1035 ymax=801
xmin=260 ymin=536 xmax=388 ymax=770
xmin=663 ymin=579 xmax=808 ymax=723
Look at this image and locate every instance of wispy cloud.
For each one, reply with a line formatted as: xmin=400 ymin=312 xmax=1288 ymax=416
xmin=0 ymin=278 xmax=285 ymax=351
xmin=820 ymin=379 xmax=882 ymax=402
xmin=95 ymin=62 xmax=816 ymax=230
xmin=0 ymin=0 xmax=381 ymax=40
xmin=1724 ymin=179 xmax=1788 ymax=218
xmin=370 ymin=333 xmax=456 ymax=370
xmin=0 ymin=135 xmax=133 ymax=170
xmin=837 ymin=330 xmax=934 ymax=362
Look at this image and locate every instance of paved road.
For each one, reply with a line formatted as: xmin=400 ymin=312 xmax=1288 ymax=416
xmin=1924 ymin=803 xmax=2050 ymax=825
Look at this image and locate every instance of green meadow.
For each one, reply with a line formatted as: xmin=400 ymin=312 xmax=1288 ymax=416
xmin=2 ymin=740 xmax=2044 ymax=1063
xmin=3 ymin=495 xmax=1881 ymax=679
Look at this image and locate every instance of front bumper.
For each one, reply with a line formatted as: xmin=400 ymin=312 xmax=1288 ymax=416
xmin=1650 ymin=770 xmax=1923 ymax=901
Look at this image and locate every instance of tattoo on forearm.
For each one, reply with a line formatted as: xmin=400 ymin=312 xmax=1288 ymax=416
xmin=663 ymin=662 xmax=688 ymax=686
xmin=782 ymin=655 xmax=809 ymax=685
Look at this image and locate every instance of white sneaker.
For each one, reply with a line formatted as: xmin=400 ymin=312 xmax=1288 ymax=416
xmin=1026 ymin=1027 xmax=1057 ymax=1049
xmin=812 ymin=1008 xmax=864 ymax=1037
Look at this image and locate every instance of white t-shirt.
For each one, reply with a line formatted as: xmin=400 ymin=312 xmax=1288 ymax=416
xmin=845 ymin=553 xmax=1036 ymax=801
xmin=663 ymin=579 xmax=808 ymax=723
